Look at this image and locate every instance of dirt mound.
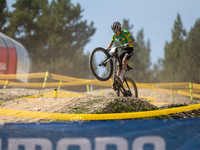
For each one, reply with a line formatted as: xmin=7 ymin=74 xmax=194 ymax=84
xmin=93 ymin=97 xmax=200 ymax=119
xmin=96 ymin=98 xmax=158 ymax=113
xmin=0 ymin=88 xmax=198 ymax=124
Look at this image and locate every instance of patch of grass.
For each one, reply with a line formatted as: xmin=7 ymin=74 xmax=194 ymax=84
xmin=161 ymin=101 xmax=199 ymax=109
xmin=16 ymin=93 xmax=32 ymax=99
xmin=87 ymin=98 xmax=103 ymax=105
xmin=37 ymin=90 xmax=44 ymax=98
xmin=163 ymin=103 xmax=188 ymax=109
xmin=67 ymin=98 xmax=104 ymax=114
xmin=99 ymin=98 xmax=159 ymax=113
xmin=91 ymin=98 xmax=174 ymax=119
xmin=0 ymin=94 xmax=14 ymax=102
xmin=71 ymin=105 xmax=91 ymax=114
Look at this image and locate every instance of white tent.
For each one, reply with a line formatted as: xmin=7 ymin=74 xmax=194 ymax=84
xmin=0 ymin=32 xmax=30 ymax=83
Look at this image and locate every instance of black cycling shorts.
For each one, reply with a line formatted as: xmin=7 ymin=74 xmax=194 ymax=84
xmin=119 ymin=47 xmax=134 ymax=63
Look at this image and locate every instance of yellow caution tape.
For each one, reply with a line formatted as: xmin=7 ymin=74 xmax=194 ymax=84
xmin=0 ymin=103 xmax=200 ymax=120
xmin=139 ymin=96 xmax=157 ymax=101
xmin=1 ymin=72 xmax=200 ymax=99
xmin=0 ymin=73 xmax=45 ymax=79
xmin=15 ymin=91 xmax=87 ymax=100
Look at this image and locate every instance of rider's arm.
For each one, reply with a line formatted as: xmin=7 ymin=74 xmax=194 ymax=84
xmin=107 ymin=34 xmax=115 ymax=49
xmin=128 ymin=38 xmax=135 ymax=45
xmin=123 ymin=38 xmax=135 ymax=48
xmin=106 ymin=43 xmax=113 ymax=49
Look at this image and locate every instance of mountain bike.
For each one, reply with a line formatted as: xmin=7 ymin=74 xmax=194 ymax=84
xmin=89 ymin=46 xmax=138 ymax=97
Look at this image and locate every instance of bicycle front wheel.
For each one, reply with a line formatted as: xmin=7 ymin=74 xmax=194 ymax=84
xmin=89 ymin=47 xmax=113 ymax=81
xmin=122 ymin=77 xmax=138 ymax=98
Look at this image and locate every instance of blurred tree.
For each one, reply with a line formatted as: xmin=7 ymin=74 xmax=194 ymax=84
xmin=5 ymin=0 xmax=96 ymax=79
xmin=151 ymin=58 xmax=164 ymax=82
xmin=0 ymin=0 xmax=8 ymax=32
xmin=161 ymin=13 xmax=186 ymax=82
xmin=5 ymin=0 xmax=42 ymax=38
xmin=122 ymin=19 xmax=133 ymax=34
xmin=155 ymin=14 xmax=200 ymax=83
xmin=34 ymin=0 xmax=96 ymax=78
xmin=184 ymin=18 xmax=200 ymax=83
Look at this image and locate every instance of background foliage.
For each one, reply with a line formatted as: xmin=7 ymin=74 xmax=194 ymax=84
xmin=1 ymin=0 xmax=200 ymax=84
xmin=1 ymin=0 xmax=95 ymax=79
xmin=155 ymin=14 xmax=200 ymax=83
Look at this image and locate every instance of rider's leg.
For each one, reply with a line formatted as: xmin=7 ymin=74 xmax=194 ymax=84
xmin=122 ymin=58 xmax=127 ymax=71
xmin=117 ymin=48 xmax=133 ymax=83
xmin=117 ymin=68 xmax=121 ymax=76
xmin=117 ymin=52 xmax=125 ymax=76
xmin=116 ymin=57 xmax=127 ymax=83
xmin=117 ymin=58 xmax=127 ymax=76
xmin=120 ymin=58 xmax=127 ymax=78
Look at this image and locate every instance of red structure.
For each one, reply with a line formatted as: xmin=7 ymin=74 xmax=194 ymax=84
xmin=0 ymin=32 xmax=30 ymax=83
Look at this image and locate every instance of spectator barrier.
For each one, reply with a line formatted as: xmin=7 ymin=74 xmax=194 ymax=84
xmin=0 ymin=72 xmax=200 ymax=100
xmin=0 ymin=72 xmax=200 ymax=121
xmin=1 ymin=73 xmax=200 ymax=150
xmin=0 ymin=103 xmax=200 ymax=120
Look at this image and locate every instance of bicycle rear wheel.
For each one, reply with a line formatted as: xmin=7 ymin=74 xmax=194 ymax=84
xmin=122 ymin=77 xmax=138 ymax=98
xmin=89 ymin=47 xmax=113 ymax=81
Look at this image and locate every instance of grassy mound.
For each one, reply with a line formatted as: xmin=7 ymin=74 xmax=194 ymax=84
xmin=92 ymin=97 xmax=200 ymax=119
xmin=99 ymin=98 xmax=159 ymax=113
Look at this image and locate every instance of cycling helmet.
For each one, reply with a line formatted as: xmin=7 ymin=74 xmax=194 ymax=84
xmin=111 ymin=21 xmax=121 ymax=31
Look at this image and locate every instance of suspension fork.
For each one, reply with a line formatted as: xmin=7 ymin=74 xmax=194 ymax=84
xmin=99 ymin=54 xmax=115 ymax=67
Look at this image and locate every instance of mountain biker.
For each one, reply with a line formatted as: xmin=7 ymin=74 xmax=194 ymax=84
xmin=106 ymin=21 xmax=135 ymax=83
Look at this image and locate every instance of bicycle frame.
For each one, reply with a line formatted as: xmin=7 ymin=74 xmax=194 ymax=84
xmin=99 ymin=47 xmax=122 ymax=72
xmin=109 ymin=47 xmax=133 ymax=96
xmin=89 ymin=46 xmax=137 ymax=97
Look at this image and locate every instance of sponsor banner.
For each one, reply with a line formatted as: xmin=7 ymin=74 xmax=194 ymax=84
xmin=0 ymin=119 xmax=200 ymax=150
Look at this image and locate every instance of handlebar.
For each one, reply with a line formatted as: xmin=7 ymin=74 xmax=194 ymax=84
xmin=106 ymin=45 xmax=125 ymax=51
xmin=107 ymin=46 xmax=125 ymax=54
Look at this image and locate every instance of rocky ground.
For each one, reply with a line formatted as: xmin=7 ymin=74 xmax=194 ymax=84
xmin=0 ymin=88 xmax=199 ymax=124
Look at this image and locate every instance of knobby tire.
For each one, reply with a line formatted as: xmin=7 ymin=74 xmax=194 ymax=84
xmin=118 ymin=77 xmax=138 ymax=98
xmin=89 ymin=47 xmax=113 ymax=81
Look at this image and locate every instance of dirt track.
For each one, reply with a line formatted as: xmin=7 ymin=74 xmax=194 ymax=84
xmin=0 ymin=88 xmax=192 ymax=124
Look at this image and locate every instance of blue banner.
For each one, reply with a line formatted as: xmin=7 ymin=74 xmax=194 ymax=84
xmin=0 ymin=119 xmax=200 ymax=150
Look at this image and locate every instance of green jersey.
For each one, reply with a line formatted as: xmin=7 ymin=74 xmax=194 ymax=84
xmin=111 ymin=29 xmax=133 ymax=47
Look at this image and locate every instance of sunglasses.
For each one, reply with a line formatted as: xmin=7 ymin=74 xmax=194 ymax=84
xmin=113 ymin=30 xmax=119 ymax=33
